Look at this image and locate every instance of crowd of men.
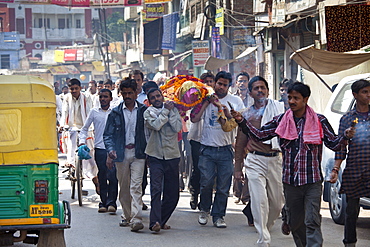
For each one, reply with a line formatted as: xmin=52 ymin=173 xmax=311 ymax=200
xmin=54 ymin=70 xmax=370 ymax=247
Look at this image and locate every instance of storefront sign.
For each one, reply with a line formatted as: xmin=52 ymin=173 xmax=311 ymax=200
xmin=64 ymin=49 xmax=77 ymax=61
xmin=144 ymin=0 xmax=170 ymax=3
xmin=54 ymin=50 xmax=65 ymax=63
xmin=192 ymin=40 xmax=209 ymax=67
xmin=215 ymin=8 xmax=224 ymax=36
xmin=91 ymin=0 xmax=124 ymax=7
xmin=51 ymin=0 xmax=90 ymax=7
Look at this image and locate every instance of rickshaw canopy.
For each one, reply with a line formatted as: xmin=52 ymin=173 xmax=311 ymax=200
xmin=0 ymin=75 xmax=58 ymax=165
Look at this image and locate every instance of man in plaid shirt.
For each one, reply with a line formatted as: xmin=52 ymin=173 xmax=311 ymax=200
xmin=232 ymin=82 xmax=355 ymax=247
xmin=330 ymin=79 xmax=370 ymax=247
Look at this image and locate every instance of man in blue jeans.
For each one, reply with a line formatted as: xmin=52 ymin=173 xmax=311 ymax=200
xmin=79 ymin=89 xmax=118 ymax=213
xmin=191 ymin=71 xmax=244 ymax=228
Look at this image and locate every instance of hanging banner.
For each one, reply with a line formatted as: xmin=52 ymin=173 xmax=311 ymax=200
xmin=18 ymin=0 xmax=48 ymax=3
xmin=0 ymin=0 xmax=14 ymax=3
xmin=54 ymin=50 xmax=65 ymax=63
xmin=215 ymin=8 xmax=224 ymax=36
xmin=64 ymin=49 xmax=77 ymax=61
xmin=123 ymin=0 xmax=142 ymax=6
xmin=51 ymin=0 xmax=90 ymax=7
xmin=212 ymin=27 xmax=221 ymax=59
xmin=144 ymin=0 xmax=170 ymax=3
xmin=91 ymin=0 xmax=125 ymax=7
xmin=192 ymin=40 xmax=210 ymax=67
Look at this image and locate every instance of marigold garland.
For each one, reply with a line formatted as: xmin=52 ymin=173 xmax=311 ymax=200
xmin=160 ymin=75 xmax=209 ymax=108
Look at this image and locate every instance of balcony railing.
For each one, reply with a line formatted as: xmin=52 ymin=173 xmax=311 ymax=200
xmin=32 ymin=28 xmax=86 ymax=40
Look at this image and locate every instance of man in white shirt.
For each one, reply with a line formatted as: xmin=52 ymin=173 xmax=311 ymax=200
xmin=191 ymin=71 xmax=244 ymax=228
xmin=130 ymin=70 xmax=147 ymax=103
xmin=79 ymin=89 xmax=118 ymax=214
xmin=103 ymin=79 xmax=148 ymax=232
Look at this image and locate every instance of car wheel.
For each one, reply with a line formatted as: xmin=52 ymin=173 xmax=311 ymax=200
xmin=328 ymin=178 xmax=347 ymax=225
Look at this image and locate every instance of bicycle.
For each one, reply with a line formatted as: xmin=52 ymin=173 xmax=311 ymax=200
xmin=61 ymin=126 xmax=87 ymax=207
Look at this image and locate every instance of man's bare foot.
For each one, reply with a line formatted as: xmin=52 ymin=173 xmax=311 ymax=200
xmin=161 ymin=224 xmax=171 ymax=230
xmin=151 ymin=222 xmax=161 ymax=232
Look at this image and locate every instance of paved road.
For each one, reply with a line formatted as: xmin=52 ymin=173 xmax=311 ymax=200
xmin=11 ymin=154 xmax=370 ymax=247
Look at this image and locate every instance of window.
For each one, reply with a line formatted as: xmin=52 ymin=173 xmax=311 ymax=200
xmin=76 ymin=19 xmax=81 ymax=28
xmin=1 ymin=55 xmax=10 ymax=69
xmin=38 ymin=18 xmax=43 ymax=28
xmin=0 ymin=17 xmax=3 ymax=32
xmin=16 ymin=18 xmax=25 ymax=34
xmin=44 ymin=18 xmax=50 ymax=29
xmin=331 ymin=82 xmax=355 ymax=114
xmin=58 ymin=19 xmax=65 ymax=29
xmin=67 ymin=19 xmax=69 ymax=28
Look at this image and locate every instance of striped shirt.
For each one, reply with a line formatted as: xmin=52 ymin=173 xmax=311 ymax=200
xmin=239 ymin=113 xmax=347 ymax=186
xmin=336 ymin=108 xmax=370 ymax=198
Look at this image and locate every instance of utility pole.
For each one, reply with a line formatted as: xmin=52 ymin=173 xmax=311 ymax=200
xmin=98 ymin=8 xmax=111 ymax=79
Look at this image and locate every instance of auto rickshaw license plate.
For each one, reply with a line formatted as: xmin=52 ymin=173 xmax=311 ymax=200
xmin=30 ymin=204 xmax=53 ymax=217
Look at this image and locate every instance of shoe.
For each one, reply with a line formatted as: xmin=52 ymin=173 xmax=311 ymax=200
xmin=150 ymin=222 xmax=161 ymax=232
xmin=119 ymin=219 xmax=130 ymax=227
xmin=281 ymin=221 xmax=290 ymax=235
xmin=108 ymin=206 xmax=116 ymax=214
xmin=130 ymin=222 xmax=144 ymax=232
xmin=142 ymin=202 xmax=148 ymax=210
xmin=213 ymin=218 xmax=227 ymax=228
xmin=98 ymin=207 xmax=107 ymax=213
xmin=198 ymin=211 xmax=209 ymax=225
xmin=234 ymin=197 xmax=241 ymax=204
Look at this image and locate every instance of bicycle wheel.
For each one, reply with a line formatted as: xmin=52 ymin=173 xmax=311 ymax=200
xmin=76 ymin=159 xmax=83 ymax=206
xmin=70 ymin=167 xmax=76 ymax=199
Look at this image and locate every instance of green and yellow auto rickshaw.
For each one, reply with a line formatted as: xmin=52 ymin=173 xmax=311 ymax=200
xmin=0 ymin=75 xmax=70 ymax=246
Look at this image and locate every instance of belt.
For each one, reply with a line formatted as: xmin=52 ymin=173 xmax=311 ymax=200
xmin=125 ymin=144 xmax=135 ymax=149
xmin=251 ymin=151 xmax=279 ymax=157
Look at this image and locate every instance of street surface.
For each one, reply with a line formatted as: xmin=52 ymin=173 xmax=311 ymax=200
xmin=12 ymin=153 xmax=370 ymax=247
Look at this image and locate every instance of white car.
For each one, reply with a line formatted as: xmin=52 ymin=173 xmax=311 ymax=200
xmin=322 ymin=73 xmax=370 ymax=224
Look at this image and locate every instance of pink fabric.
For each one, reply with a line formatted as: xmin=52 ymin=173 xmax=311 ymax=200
xmin=275 ymin=106 xmax=323 ymax=144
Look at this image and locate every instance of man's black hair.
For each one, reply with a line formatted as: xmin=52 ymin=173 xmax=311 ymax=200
xmin=130 ymin=70 xmax=144 ymax=80
xmin=89 ymin=80 xmax=97 ymax=86
xmin=200 ymin=72 xmax=215 ymax=81
xmin=104 ymin=79 xmax=113 ymax=87
xmin=351 ymin=79 xmax=370 ymax=94
xmin=215 ymin=71 xmax=232 ymax=86
xmin=237 ymin=72 xmax=250 ymax=81
xmin=120 ymin=78 xmax=137 ymax=92
xmin=99 ymin=88 xmax=112 ymax=98
xmin=288 ymin=81 xmax=311 ymax=98
xmin=279 ymin=78 xmax=293 ymax=88
xmin=143 ymin=81 xmax=159 ymax=94
xmin=147 ymin=88 xmax=161 ymax=97
xmin=62 ymin=85 xmax=68 ymax=90
xmin=68 ymin=78 xmax=81 ymax=87
xmin=248 ymin=76 xmax=269 ymax=92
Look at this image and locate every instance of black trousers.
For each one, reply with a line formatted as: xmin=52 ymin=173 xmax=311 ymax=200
xmin=149 ymin=156 xmax=180 ymax=229
xmin=94 ymin=148 xmax=118 ymax=208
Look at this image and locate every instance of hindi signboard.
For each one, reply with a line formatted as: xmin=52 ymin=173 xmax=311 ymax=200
xmin=192 ymin=40 xmax=209 ymax=67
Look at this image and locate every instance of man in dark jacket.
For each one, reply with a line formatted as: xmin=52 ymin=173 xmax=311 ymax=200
xmin=103 ymin=79 xmax=147 ymax=232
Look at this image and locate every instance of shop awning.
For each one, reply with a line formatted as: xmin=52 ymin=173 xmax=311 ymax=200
xmin=290 ymin=45 xmax=370 ymax=75
xmin=235 ymin=46 xmax=259 ymax=59
xmin=204 ymin=56 xmax=236 ymax=70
